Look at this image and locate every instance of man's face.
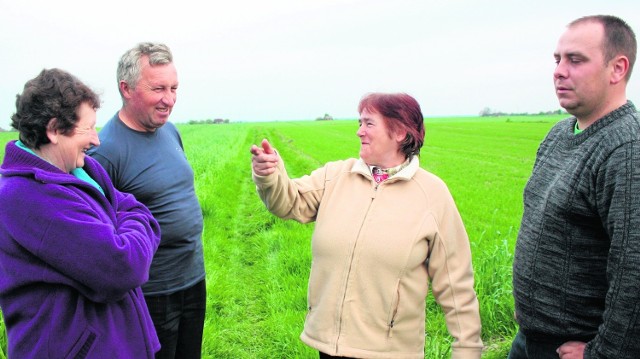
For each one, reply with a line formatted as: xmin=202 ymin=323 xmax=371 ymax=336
xmin=124 ymin=59 xmax=178 ymax=132
xmin=553 ymin=21 xmax=612 ymax=122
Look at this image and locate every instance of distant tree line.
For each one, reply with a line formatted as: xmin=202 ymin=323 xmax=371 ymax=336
xmin=479 ymin=107 xmax=567 ymax=117
xmin=188 ymin=118 xmax=230 ymax=125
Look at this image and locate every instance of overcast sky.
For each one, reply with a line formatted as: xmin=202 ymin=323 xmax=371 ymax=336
xmin=1 ymin=0 xmax=640 ymax=129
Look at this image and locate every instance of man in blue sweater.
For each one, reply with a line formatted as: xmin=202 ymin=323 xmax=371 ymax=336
xmin=89 ymin=43 xmax=206 ymax=359
xmin=509 ymin=15 xmax=639 ymax=359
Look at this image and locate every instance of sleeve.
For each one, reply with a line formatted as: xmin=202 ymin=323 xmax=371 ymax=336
xmin=89 ymin=150 xmax=120 ymax=188
xmin=6 ymin=183 xmax=160 ymax=303
xmin=587 ymin=141 xmax=640 ymax=357
xmin=252 ymin=156 xmax=326 ymax=224
xmin=426 ymin=184 xmax=484 ymax=359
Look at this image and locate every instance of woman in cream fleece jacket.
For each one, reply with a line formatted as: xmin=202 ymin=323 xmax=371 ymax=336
xmin=250 ymin=93 xmax=483 ymax=359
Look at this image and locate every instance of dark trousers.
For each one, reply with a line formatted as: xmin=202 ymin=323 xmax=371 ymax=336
xmin=145 ymin=279 xmax=207 ymax=359
xmin=319 ymin=352 xmax=356 ymax=359
xmin=508 ymin=330 xmax=565 ymax=359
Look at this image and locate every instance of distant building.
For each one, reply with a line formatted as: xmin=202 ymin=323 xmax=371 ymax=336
xmin=316 ymin=113 xmax=334 ymax=121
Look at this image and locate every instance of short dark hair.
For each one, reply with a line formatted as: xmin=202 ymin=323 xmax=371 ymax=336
xmin=571 ymin=15 xmax=637 ymax=81
xmin=11 ymin=68 xmax=100 ymax=149
xmin=358 ymin=93 xmax=425 ymax=158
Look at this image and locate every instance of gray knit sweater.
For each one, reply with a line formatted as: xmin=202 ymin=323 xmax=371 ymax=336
xmin=513 ymin=102 xmax=640 ymax=358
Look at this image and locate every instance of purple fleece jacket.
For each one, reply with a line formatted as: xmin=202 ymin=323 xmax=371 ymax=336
xmin=0 ymin=140 xmax=161 ymax=358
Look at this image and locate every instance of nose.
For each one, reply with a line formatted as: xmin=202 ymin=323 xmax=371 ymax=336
xmin=91 ymin=129 xmax=100 ymax=147
xmin=554 ymin=58 xmax=568 ymax=80
xmin=357 ymin=124 xmax=365 ymax=137
xmin=162 ymin=89 xmax=177 ymax=107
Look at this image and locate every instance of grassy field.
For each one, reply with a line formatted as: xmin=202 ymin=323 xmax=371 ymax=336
xmin=0 ymin=114 xmax=563 ymax=358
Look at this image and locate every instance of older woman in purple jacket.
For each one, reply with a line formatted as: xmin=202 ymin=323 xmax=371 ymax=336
xmin=0 ymin=68 xmax=161 ymax=358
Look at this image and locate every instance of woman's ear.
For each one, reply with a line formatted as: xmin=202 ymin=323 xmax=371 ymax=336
xmin=45 ymin=118 xmax=59 ymax=144
xmin=395 ymin=129 xmax=407 ymax=143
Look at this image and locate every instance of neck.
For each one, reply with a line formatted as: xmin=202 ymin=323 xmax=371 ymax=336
xmin=375 ymin=156 xmax=411 ymax=172
xmin=118 ymin=108 xmax=156 ymax=132
xmin=372 ymin=155 xmax=408 ymax=169
xmin=576 ymin=95 xmax=627 ymax=130
xmin=34 ymin=146 xmax=66 ymax=173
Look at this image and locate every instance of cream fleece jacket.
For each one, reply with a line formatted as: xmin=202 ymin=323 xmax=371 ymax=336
xmin=253 ymin=155 xmax=483 ymax=359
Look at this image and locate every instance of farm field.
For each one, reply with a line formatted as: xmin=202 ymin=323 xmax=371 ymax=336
xmin=0 ymin=114 xmax=563 ymax=358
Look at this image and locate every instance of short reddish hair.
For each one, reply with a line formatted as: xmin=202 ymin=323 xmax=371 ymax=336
xmin=358 ymin=93 xmax=425 ymax=158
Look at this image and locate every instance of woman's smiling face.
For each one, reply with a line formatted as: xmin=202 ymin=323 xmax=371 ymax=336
xmin=56 ymin=102 xmax=100 ymax=172
xmin=357 ymin=108 xmax=406 ymax=168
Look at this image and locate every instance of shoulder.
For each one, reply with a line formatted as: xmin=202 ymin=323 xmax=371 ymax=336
xmin=0 ymin=173 xmax=33 ymax=205
xmin=161 ymin=121 xmax=181 ymax=137
xmin=97 ymin=114 xmax=121 ymax=137
xmin=323 ymin=158 xmax=359 ymax=177
xmin=546 ymin=117 xmax=574 ymax=140
xmin=163 ymin=121 xmax=179 ymax=131
xmin=0 ymin=171 xmax=80 ymax=222
xmin=84 ymin=156 xmax=112 ymax=185
xmin=91 ymin=118 xmax=134 ymax=159
xmin=297 ymin=158 xmax=360 ymax=183
xmin=412 ymin=167 xmax=450 ymax=192
xmin=332 ymin=158 xmax=358 ymax=169
xmin=94 ymin=119 xmax=121 ymax=149
xmin=609 ymin=110 xmax=640 ymax=141
xmin=156 ymin=122 xmax=183 ymax=146
xmin=589 ymin=111 xmax=640 ymax=161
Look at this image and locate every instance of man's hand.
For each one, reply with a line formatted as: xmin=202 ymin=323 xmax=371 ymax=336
xmin=250 ymin=139 xmax=279 ymax=176
xmin=557 ymin=341 xmax=586 ymax=359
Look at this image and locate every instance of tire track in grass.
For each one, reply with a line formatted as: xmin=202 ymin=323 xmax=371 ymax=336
xmin=191 ymin=125 xmax=269 ymax=357
xmin=239 ymin=125 xmax=319 ymax=358
xmin=191 ymin=124 xmax=308 ymax=357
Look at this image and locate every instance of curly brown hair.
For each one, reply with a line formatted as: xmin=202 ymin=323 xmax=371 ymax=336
xmin=11 ymin=68 xmax=100 ymax=149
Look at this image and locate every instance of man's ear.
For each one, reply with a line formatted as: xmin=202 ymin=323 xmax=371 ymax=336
xmin=610 ymin=55 xmax=630 ymax=84
xmin=119 ymin=80 xmax=132 ymax=99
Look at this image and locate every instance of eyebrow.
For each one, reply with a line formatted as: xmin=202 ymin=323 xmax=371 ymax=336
xmin=555 ymin=51 xmax=586 ymax=58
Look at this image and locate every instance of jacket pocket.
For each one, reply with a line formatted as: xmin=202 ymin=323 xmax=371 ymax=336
xmin=387 ymin=279 xmax=401 ymax=338
xmin=306 ymin=266 xmax=319 ymax=320
xmin=64 ymin=327 xmax=97 ymax=359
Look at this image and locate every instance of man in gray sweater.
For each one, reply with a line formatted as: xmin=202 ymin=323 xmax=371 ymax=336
xmin=509 ymin=15 xmax=639 ymax=359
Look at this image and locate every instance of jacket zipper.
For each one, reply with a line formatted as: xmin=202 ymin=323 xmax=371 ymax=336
xmin=334 ymin=184 xmax=377 ymax=353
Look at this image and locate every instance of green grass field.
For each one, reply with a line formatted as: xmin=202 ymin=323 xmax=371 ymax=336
xmin=0 ymin=114 xmax=563 ymax=358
